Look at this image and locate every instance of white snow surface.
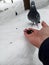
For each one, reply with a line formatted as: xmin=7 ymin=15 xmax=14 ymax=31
xmin=0 ymin=7 xmax=49 ymax=65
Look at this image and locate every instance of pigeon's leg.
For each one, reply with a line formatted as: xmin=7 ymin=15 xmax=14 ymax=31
xmin=33 ymin=22 xmax=34 ymax=25
xmin=36 ymin=23 xmax=38 ymax=26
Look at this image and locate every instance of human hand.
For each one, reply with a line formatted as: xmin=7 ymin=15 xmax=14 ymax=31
xmin=24 ymin=21 xmax=49 ymax=48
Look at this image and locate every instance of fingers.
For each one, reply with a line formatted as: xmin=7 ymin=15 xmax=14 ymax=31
xmin=41 ymin=21 xmax=48 ymax=27
xmin=24 ymin=28 xmax=38 ymax=32
xmin=24 ymin=30 xmax=34 ymax=38
xmin=24 ymin=28 xmax=33 ymax=37
xmin=24 ymin=28 xmax=38 ymax=37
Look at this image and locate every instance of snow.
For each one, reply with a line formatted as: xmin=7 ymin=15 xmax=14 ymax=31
xmin=0 ymin=0 xmax=24 ymax=24
xmin=30 ymin=0 xmax=49 ymax=9
xmin=0 ymin=3 xmax=49 ymax=65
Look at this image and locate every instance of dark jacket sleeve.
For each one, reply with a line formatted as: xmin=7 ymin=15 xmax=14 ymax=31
xmin=39 ymin=38 xmax=49 ymax=65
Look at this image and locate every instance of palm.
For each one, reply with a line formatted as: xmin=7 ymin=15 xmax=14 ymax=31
xmin=24 ymin=29 xmax=41 ymax=47
xmin=24 ymin=22 xmax=49 ymax=48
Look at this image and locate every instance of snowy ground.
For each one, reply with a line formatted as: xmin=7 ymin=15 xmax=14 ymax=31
xmin=0 ymin=9 xmax=49 ymax=65
xmin=0 ymin=1 xmax=49 ymax=65
xmin=0 ymin=0 xmax=24 ymax=24
xmin=30 ymin=0 xmax=49 ymax=9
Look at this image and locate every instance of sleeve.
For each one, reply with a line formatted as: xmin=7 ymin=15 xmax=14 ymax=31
xmin=38 ymin=38 xmax=49 ymax=65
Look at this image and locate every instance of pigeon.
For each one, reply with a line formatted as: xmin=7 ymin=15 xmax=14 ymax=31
xmin=28 ymin=1 xmax=40 ymax=25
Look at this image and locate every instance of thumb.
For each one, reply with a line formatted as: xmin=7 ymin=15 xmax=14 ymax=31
xmin=41 ymin=21 xmax=48 ymax=27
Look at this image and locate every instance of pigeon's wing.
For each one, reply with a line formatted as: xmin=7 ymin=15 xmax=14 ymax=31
xmin=36 ymin=12 xmax=40 ymax=23
xmin=28 ymin=11 xmax=35 ymax=22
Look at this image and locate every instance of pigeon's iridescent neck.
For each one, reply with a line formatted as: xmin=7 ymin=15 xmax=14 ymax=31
xmin=30 ymin=6 xmax=37 ymax=13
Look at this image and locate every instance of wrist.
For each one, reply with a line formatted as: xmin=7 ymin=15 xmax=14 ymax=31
xmin=39 ymin=36 xmax=49 ymax=48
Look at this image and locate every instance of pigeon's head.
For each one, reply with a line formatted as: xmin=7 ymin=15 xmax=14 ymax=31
xmin=30 ymin=1 xmax=36 ymax=12
xmin=31 ymin=1 xmax=35 ymax=7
